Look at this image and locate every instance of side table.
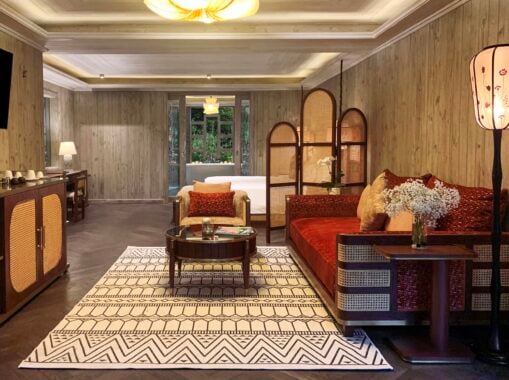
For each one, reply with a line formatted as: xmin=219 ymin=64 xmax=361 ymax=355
xmin=374 ymin=244 xmax=477 ymax=364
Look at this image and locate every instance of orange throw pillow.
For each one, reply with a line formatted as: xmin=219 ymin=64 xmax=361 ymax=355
xmin=360 ymin=172 xmax=387 ymax=231
xmin=385 ymin=211 xmax=413 ymax=231
xmin=188 ymin=191 xmax=235 ymax=217
xmin=193 ymin=181 xmax=231 ymax=193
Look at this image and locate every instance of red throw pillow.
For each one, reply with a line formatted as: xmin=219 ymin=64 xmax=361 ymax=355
xmin=188 ymin=191 xmax=235 ymax=217
xmin=384 ymin=169 xmax=432 ymax=189
xmin=426 ymin=176 xmax=508 ymax=231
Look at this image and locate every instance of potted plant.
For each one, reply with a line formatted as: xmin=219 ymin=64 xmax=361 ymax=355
xmin=317 ymin=156 xmax=344 ymax=194
xmin=383 ymin=179 xmax=460 ymax=248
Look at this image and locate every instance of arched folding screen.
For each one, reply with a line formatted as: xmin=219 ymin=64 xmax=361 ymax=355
xmin=300 ymin=89 xmax=337 ymax=194
xmin=338 ymin=108 xmax=368 ymax=195
xmin=266 ymin=122 xmax=299 ymax=243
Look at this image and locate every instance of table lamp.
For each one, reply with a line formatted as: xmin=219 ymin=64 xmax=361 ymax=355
xmin=470 ymin=44 xmax=509 ymax=365
xmin=59 ymin=141 xmax=77 ymax=170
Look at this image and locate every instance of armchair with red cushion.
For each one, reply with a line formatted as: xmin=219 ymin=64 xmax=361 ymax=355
xmin=173 ymin=185 xmax=251 ymax=227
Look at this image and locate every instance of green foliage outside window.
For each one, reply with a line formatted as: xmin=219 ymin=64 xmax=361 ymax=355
xmin=190 ymin=106 xmax=234 ymax=163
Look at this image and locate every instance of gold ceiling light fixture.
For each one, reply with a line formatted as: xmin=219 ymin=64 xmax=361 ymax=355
xmin=203 ymin=96 xmax=219 ymax=115
xmin=144 ymin=0 xmax=259 ymax=24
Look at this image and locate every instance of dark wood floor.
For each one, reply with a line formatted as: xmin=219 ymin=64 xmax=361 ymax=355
xmin=1 ymin=203 xmax=508 ymax=379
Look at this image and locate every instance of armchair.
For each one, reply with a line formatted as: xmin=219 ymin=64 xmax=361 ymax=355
xmin=172 ymin=185 xmax=251 ymax=226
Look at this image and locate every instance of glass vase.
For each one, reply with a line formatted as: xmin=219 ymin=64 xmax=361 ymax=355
xmin=202 ymin=218 xmax=215 ymax=240
xmin=412 ymin=214 xmax=427 ymax=249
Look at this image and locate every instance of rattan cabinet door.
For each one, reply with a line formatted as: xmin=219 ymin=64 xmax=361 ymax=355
xmin=3 ymin=192 xmax=39 ymax=311
xmin=41 ymin=194 xmax=63 ymax=274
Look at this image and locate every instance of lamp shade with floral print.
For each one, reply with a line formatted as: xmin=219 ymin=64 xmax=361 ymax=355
xmin=470 ymin=45 xmax=509 ymax=130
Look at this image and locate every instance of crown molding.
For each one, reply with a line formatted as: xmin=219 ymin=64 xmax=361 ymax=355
xmin=372 ymin=0 xmax=430 ymax=37
xmin=0 ymin=3 xmax=47 ymax=51
xmin=302 ymin=0 xmax=469 ymax=89
xmin=46 ymin=31 xmax=375 ymax=41
xmin=43 ymin=64 xmax=90 ymax=91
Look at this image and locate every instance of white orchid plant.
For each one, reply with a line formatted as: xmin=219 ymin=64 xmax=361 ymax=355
xmin=382 ymin=179 xmax=460 ymax=228
xmin=317 ymin=156 xmax=344 ymax=191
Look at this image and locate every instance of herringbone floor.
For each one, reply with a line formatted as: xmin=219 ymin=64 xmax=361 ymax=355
xmin=1 ymin=203 xmax=508 ymax=379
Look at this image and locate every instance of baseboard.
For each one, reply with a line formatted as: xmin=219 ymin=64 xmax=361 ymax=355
xmin=89 ymin=199 xmax=165 ymax=204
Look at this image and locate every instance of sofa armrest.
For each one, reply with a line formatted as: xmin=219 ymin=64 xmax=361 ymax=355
xmin=335 ymin=231 xmax=509 ymax=323
xmin=286 ymin=194 xmax=360 ymax=223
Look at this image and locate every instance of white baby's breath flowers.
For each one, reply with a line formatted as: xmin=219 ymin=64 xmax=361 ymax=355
xmin=382 ymin=179 xmax=460 ymax=228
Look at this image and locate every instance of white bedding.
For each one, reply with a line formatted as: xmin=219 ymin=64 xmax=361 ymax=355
xmin=205 ymin=176 xmax=266 ymax=214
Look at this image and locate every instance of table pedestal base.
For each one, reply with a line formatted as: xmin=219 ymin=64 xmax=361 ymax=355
xmin=389 ymin=336 xmax=475 ymax=364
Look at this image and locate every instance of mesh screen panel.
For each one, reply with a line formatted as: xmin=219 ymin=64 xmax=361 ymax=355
xmin=303 ymin=90 xmax=334 ymax=143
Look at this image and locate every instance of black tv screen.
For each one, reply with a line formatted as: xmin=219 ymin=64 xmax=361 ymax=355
xmin=0 ymin=48 xmax=13 ymax=129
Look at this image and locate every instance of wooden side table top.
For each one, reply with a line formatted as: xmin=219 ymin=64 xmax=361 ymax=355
xmin=374 ymin=245 xmax=477 ymax=261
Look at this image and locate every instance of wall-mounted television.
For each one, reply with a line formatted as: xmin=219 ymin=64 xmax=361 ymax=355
xmin=0 ymin=48 xmax=13 ymax=129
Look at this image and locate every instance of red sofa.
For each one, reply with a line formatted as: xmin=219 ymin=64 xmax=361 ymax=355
xmin=286 ymin=191 xmax=509 ymax=337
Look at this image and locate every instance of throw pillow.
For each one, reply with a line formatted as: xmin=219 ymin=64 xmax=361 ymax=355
xmin=193 ymin=181 xmax=231 ymax=193
xmin=356 ymin=184 xmax=371 ymax=219
xmin=384 ymin=168 xmax=432 ymax=189
xmin=427 ymin=176 xmax=509 ymax=231
xmin=188 ymin=191 xmax=235 ymax=217
xmin=385 ymin=211 xmax=413 ymax=231
xmin=360 ymin=172 xmax=387 ymax=231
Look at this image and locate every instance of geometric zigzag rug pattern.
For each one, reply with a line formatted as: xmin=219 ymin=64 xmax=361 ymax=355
xmin=20 ymin=246 xmax=392 ymax=370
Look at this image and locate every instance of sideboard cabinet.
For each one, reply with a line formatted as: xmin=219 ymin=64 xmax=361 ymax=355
xmin=0 ymin=179 xmax=67 ymax=323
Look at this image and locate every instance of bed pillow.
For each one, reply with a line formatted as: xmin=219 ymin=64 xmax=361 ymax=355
xmin=193 ymin=181 xmax=231 ymax=193
xmin=188 ymin=191 xmax=235 ymax=217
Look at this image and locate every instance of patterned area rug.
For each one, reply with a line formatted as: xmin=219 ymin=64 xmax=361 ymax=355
xmin=20 ymin=246 xmax=392 ymax=370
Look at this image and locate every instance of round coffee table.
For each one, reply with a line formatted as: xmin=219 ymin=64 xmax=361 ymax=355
xmin=165 ymin=226 xmax=257 ymax=289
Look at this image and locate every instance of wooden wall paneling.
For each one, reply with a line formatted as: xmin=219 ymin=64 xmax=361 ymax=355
xmin=73 ymin=92 xmax=167 ymax=200
xmin=44 ymin=82 xmax=74 ymax=168
xmin=0 ymin=31 xmax=44 ymax=172
xmin=317 ymin=0 xmax=509 ymax=189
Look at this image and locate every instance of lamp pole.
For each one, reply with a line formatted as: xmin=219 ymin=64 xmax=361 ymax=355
xmin=470 ymin=44 xmax=509 ymax=365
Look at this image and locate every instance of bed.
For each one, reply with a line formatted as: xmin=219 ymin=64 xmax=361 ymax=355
xmin=204 ymin=176 xmax=266 ymax=215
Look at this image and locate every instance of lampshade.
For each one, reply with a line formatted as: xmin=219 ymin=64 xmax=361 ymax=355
xmin=203 ymin=96 xmax=219 ymax=115
xmin=58 ymin=141 xmax=77 ymax=156
xmin=470 ymin=45 xmax=509 ymax=130
xmin=144 ymin=0 xmax=259 ymax=23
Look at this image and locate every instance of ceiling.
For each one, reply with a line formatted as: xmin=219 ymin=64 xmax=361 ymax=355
xmin=1 ymin=0 xmax=462 ymax=91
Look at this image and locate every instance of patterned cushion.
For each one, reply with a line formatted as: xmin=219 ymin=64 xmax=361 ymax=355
xmin=193 ymin=181 xmax=231 ymax=193
xmin=384 ymin=169 xmax=432 ymax=189
xmin=427 ymin=176 xmax=509 ymax=231
xmin=188 ymin=191 xmax=235 ymax=217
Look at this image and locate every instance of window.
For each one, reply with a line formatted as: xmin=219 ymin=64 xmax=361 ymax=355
xmin=43 ymin=97 xmax=51 ymax=167
xmin=240 ymin=99 xmax=250 ymax=176
xmin=168 ymin=100 xmax=180 ymax=196
xmin=189 ymin=106 xmax=234 ymax=163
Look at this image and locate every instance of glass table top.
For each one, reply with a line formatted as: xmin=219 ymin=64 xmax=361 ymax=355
xmin=166 ymin=225 xmax=256 ymax=242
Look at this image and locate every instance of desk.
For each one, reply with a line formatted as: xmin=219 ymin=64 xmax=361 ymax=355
xmin=374 ymin=245 xmax=477 ymax=364
xmin=46 ymin=170 xmax=89 ymax=221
